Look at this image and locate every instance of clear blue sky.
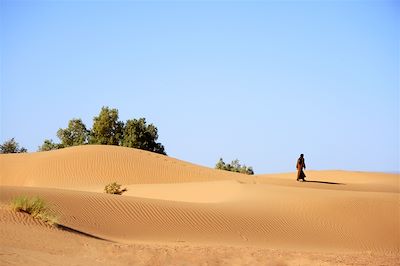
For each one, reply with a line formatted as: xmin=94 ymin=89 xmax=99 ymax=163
xmin=1 ymin=1 xmax=399 ymax=174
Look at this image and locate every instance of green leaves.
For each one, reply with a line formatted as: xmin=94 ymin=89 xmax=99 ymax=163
xmin=90 ymin=107 xmax=123 ymax=145
xmin=38 ymin=106 xmax=167 ymax=155
xmin=122 ymin=118 xmax=166 ymax=155
xmin=215 ymin=158 xmax=254 ymax=175
xmin=38 ymin=139 xmax=63 ymax=151
xmin=11 ymin=195 xmax=58 ymax=225
xmin=0 ymin=138 xmax=27 ymax=153
xmin=57 ymin=118 xmax=89 ymax=147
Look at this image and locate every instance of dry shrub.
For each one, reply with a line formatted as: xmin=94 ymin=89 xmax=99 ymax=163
xmin=104 ymin=182 xmax=127 ymax=195
xmin=11 ymin=195 xmax=58 ymax=225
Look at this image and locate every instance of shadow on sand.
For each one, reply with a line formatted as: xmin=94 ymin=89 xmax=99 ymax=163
xmin=303 ymin=180 xmax=345 ymax=185
xmin=57 ymin=224 xmax=111 ymax=241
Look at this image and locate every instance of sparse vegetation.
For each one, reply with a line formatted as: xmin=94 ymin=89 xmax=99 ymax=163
xmin=215 ymin=158 xmax=254 ymax=175
xmin=0 ymin=138 xmax=27 ymax=153
xmin=104 ymin=182 xmax=127 ymax=195
xmin=38 ymin=139 xmax=63 ymax=151
xmin=11 ymin=195 xmax=58 ymax=225
xmin=57 ymin=118 xmax=89 ymax=147
xmin=90 ymin=107 xmax=124 ymax=146
xmin=122 ymin=118 xmax=166 ymax=155
xmin=38 ymin=106 xmax=167 ymax=155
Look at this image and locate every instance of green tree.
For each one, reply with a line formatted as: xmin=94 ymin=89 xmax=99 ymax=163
xmin=122 ymin=118 xmax=166 ymax=155
xmin=215 ymin=158 xmax=254 ymax=175
xmin=215 ymin=158 xmax=226 ymax=170
xmin=37 ymin=106 xmax=167 ymax=155
xmin=38 ymin=139 xmax=62 ymax=151
xmin=57 ymin=118 xmax=89 ymax=147
xmin=90 ymin=106 xmax=124 ymax=145
xmin=0 ymin=138 xmax=27 ymax=153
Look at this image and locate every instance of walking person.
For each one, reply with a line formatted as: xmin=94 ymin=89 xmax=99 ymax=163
xmin=296 ymin=154 xmax=306 ymax=181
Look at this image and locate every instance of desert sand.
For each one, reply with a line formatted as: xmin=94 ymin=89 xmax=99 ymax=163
xmin=0 ymin=145 xmax=399 ymax=265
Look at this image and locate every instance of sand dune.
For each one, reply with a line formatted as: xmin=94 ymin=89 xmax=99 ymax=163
xmin=0 ymin=184 xmax=398 ymax=253
xmin=1 ymin=145 xmax=399 ymax=265
xmin=0 ymin=145 xmax=238 ymax=188
xmin=2 ymin=206 xmax=397 ymax=266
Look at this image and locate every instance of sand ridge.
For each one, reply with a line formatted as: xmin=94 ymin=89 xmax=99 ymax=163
xmin=1 ymin=145 xmax=399 ymax=265
xmin=2 ymin=206 xmax=397 ymax=266
xmin=0 ymin=183 xmax=398 ymax=252
xmin=0 ymin=145 xmax=238 ymax=188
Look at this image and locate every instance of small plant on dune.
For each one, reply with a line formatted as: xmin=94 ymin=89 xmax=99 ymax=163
xmin=11 ymin=195 xmax=58 ymax=225
xmin=215 ymin=158 xmax=254 ymax=175
xmin=104 ymin=182 xmax=127 ymax=195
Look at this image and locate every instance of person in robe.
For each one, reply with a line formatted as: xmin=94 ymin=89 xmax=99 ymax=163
xmin=296 ymin=154 xmax=306 ymax=181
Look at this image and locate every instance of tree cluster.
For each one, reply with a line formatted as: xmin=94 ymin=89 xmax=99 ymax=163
xmin=0 ymin=138 xmax=27 ymax=154
xmin=39 ymin=106 xmax=166 ymax=155
xmin=215 ymin=158 xmax=254 ymax=175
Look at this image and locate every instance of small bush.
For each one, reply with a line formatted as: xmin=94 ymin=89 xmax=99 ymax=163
xmin=215 ymin=158 xmax=254 ymax=175
xmin=11 ymin=195 xmax=58 ymax=225
xmin=104 ymin=182 xmax=127 ymax=195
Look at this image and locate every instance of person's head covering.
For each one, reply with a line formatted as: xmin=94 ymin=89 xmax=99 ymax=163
xmin=300 ymin=154 xmax=304 ymax=157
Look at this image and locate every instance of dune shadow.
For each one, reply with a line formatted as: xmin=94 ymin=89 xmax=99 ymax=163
xmin=56 ymin=224 xmax=111 ymax=242
xmin=304 ymin=180 xmax=345 ymax=185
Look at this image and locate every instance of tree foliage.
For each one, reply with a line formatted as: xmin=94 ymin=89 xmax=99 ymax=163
xmin=57 ymin=119 xmax=89 ymax=147
xmin=0 ymin=138 xmax=27 ymax=154
xmin=122 ymin=118 xmax=166 ymax=155
xmin=38 ymin=106 xmax=167 ymax=155
xmin=90 ymin=107 xmax=124 ymax=145
xmin=215 ymin=158 xmax=254 ymax=175
xmin=38 ymin=139 xmax=62 ymax=151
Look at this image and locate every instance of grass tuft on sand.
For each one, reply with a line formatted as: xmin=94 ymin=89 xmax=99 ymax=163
xmin=11 ymin=195 xmax=58 ymax=225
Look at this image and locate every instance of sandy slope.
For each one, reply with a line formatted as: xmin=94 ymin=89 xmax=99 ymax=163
xmin=1 ymin=207 xmax=398 ymax=266
xmin=0 ymin=145 xmax=399 ymax=265
xmin=2 ymin=207 xmax=398 ymax=266
xmin=0 ymin=145 xmax=238 ymax=188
